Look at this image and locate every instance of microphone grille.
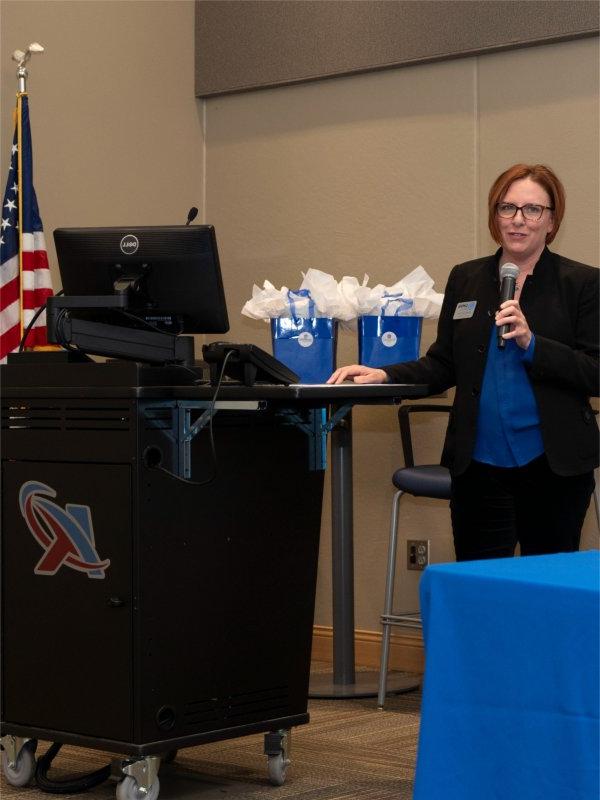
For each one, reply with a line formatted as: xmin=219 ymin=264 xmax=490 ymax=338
xmin=500 ymin=263 xmax=519 ymax=280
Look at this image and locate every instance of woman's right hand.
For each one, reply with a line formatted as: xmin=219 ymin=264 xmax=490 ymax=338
xmin=327 ymin=365 xmax=388 ymax=385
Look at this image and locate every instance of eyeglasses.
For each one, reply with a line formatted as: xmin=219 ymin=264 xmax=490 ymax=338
xmin=496 ymin=202 xmax=553 ymax=221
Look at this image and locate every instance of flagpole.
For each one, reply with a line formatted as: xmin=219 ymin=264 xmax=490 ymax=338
xmin=16 ymin=92 xmax=24 ymax=343
xmin=11 ymin=43 xmax=44 ymax=345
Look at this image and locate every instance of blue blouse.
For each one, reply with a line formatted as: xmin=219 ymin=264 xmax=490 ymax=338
xmin=473 ymin=328 xmax=544 ymax=467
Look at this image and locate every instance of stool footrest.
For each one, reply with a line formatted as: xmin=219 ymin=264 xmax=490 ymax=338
xmin=381 ymin=612 xmax=422 ymax=629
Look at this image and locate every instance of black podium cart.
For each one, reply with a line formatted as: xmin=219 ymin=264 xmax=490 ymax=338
xmin=1 ymin=361 xmax=330 ymax=798
xmin=1 ymin=361 xmax=427 ymax=799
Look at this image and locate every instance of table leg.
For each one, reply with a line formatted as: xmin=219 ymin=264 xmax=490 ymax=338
xmin=309 ymin=408 xmax=420 ymax=699
xmin=331 ymin=412 xmax=355 ymax=685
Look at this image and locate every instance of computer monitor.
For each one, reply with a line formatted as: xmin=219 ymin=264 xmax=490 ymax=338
xmin=53 ymin=225 xmax=229 ymax=335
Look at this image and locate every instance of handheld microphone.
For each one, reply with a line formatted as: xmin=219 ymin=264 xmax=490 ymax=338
xmin=497 ymin=263 xmax=520 ymax=349
xmin=186 ymin=207 xmax=198 ymax=226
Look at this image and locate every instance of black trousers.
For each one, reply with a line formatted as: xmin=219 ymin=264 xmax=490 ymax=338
xmin=450 ymin=455 xmax=595 ymax=562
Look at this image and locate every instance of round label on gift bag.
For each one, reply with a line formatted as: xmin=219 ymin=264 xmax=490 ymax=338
xmin=298 ymin=332 xmax=314 ymax=348
xmin=381 ymin=331 xmax=397 ymax=347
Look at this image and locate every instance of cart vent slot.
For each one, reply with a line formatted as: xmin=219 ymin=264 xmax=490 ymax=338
xmin=183 ymin=698 xmax=220 ymax=727
xmin=3 ymin=404 xmax=62 ymax=430
xmin=64 ymin=406 xmax=131 ymax=431
xmin=223 ymin=686 xmax=290 ymax=720
xmin=1 ymin=403 xmax=132 ymax=431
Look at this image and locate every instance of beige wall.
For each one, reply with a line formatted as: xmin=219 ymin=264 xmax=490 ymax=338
xmin=204 ymin=37 xmax=599 ymax=629
xmin=2 ymin=2 xmax=598 ymax=632
xmin=1 ymin=0 xmax=203 ymax=295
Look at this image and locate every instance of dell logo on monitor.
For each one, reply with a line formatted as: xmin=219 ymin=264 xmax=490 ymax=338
xmin=120 ymin=234 xmax=139 ymax=254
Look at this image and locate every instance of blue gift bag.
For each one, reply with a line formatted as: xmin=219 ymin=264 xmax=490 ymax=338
xmin=271 ymin=317 xmax=337 ymax=384
xmin=271 ymin=292 xmax=337 ymax=383
xmin=358 ymin=314 xmax=422 ymax=367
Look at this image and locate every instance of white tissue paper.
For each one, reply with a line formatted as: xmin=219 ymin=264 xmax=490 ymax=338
xmin=241 ymin=280 xmax=289 ymax=321
xmin=359 ymin=266 xmax=444 ymax=319
xmin=241 ymin=266 xmax=443 ymax=322
xmin=242 ymin=269 xmax=369 ymax=321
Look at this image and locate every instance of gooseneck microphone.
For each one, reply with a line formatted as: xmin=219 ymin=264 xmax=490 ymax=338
xmin=497 ymin=262 xmax=520 ymax=349
xmin=186 ymin=206 xmax=198 ymax=225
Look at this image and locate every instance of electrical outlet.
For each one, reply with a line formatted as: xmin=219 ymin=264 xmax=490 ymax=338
xmin=407 ymin=539 xmax=430 ymax=570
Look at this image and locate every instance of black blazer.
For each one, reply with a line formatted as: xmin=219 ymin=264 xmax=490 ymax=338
xmin=383 ymin=248 xmax=599 ymax=477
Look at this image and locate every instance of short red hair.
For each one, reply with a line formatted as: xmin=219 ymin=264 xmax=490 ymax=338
xmin=488 ymin=164 xmax=565 ymax=245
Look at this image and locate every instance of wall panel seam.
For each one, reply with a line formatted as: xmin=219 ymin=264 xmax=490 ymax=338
xmin=202 ymin=98 xmax=207 ymax=223
xmin=474 ymin=56 xmax=480 ymax=259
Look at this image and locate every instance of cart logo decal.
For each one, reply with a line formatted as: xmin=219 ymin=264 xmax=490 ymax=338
xmin=19 ymin=482 xmax=111 ymax=579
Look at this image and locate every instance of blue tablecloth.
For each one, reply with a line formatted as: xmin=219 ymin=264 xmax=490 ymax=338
xmin=414 ymin=551 xmax=600 ymax=800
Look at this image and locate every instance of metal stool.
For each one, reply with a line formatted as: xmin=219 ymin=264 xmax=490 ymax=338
xmin=377 ymin=404 xmax=452 ymax=709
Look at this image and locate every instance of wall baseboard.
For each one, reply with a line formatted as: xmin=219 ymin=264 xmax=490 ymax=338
xmin=312 ymin=624 xmax=424 ymax=674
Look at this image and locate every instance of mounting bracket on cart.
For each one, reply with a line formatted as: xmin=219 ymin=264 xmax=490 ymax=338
xmin=143 ymin=399 xmax=263 ymax=479
xmin=46 ymin=295 xmax=195 ymax=366
xmin=143 ymin=399 xmax=351 ymax=477
xmin=277 ymin=403 xmax=353 ymax=471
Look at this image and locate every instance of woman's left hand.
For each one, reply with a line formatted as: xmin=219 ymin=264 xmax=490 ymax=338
xmin=496 ymin=299 xmax=532 ymax=350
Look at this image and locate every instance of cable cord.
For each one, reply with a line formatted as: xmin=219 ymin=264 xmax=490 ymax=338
xmin=35 ymin=742 xmax=111 ymax=794
xmin=152 ymin=349 xmax=234 ymax=486
xmin=53 ymin=307 xmax=83 ymax=353
xmin=18 ymin=290 xmax=64 ymax=352
xmin=169 ymin=362 xmax=206 ymax=385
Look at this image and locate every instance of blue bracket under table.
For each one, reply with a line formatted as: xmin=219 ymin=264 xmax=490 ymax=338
xmin=414 ymin=550 xmax=600 ymax=800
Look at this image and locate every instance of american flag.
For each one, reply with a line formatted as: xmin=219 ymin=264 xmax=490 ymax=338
xmin=0 ymin=93 xmax=53 ymax=361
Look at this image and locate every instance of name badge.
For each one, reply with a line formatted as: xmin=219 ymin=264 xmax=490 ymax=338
xmin=453 ymin=301 xmax=477 ymax=320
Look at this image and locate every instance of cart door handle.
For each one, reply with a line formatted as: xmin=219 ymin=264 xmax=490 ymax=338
xmin=107 ymin=596 xmax=126 ymax=608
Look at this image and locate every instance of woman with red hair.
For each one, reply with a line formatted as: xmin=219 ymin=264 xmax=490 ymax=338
xmin=329 ymin=164 xmax=599 ymax=560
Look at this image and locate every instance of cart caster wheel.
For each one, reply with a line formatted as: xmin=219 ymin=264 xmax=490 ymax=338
xmin=1 ymin=740 xmax=37 ymax=787
xmin=116 ymin=775 xmax=160 ymax=800
xmin=267 ymin=753 xmax=290 ymax=786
